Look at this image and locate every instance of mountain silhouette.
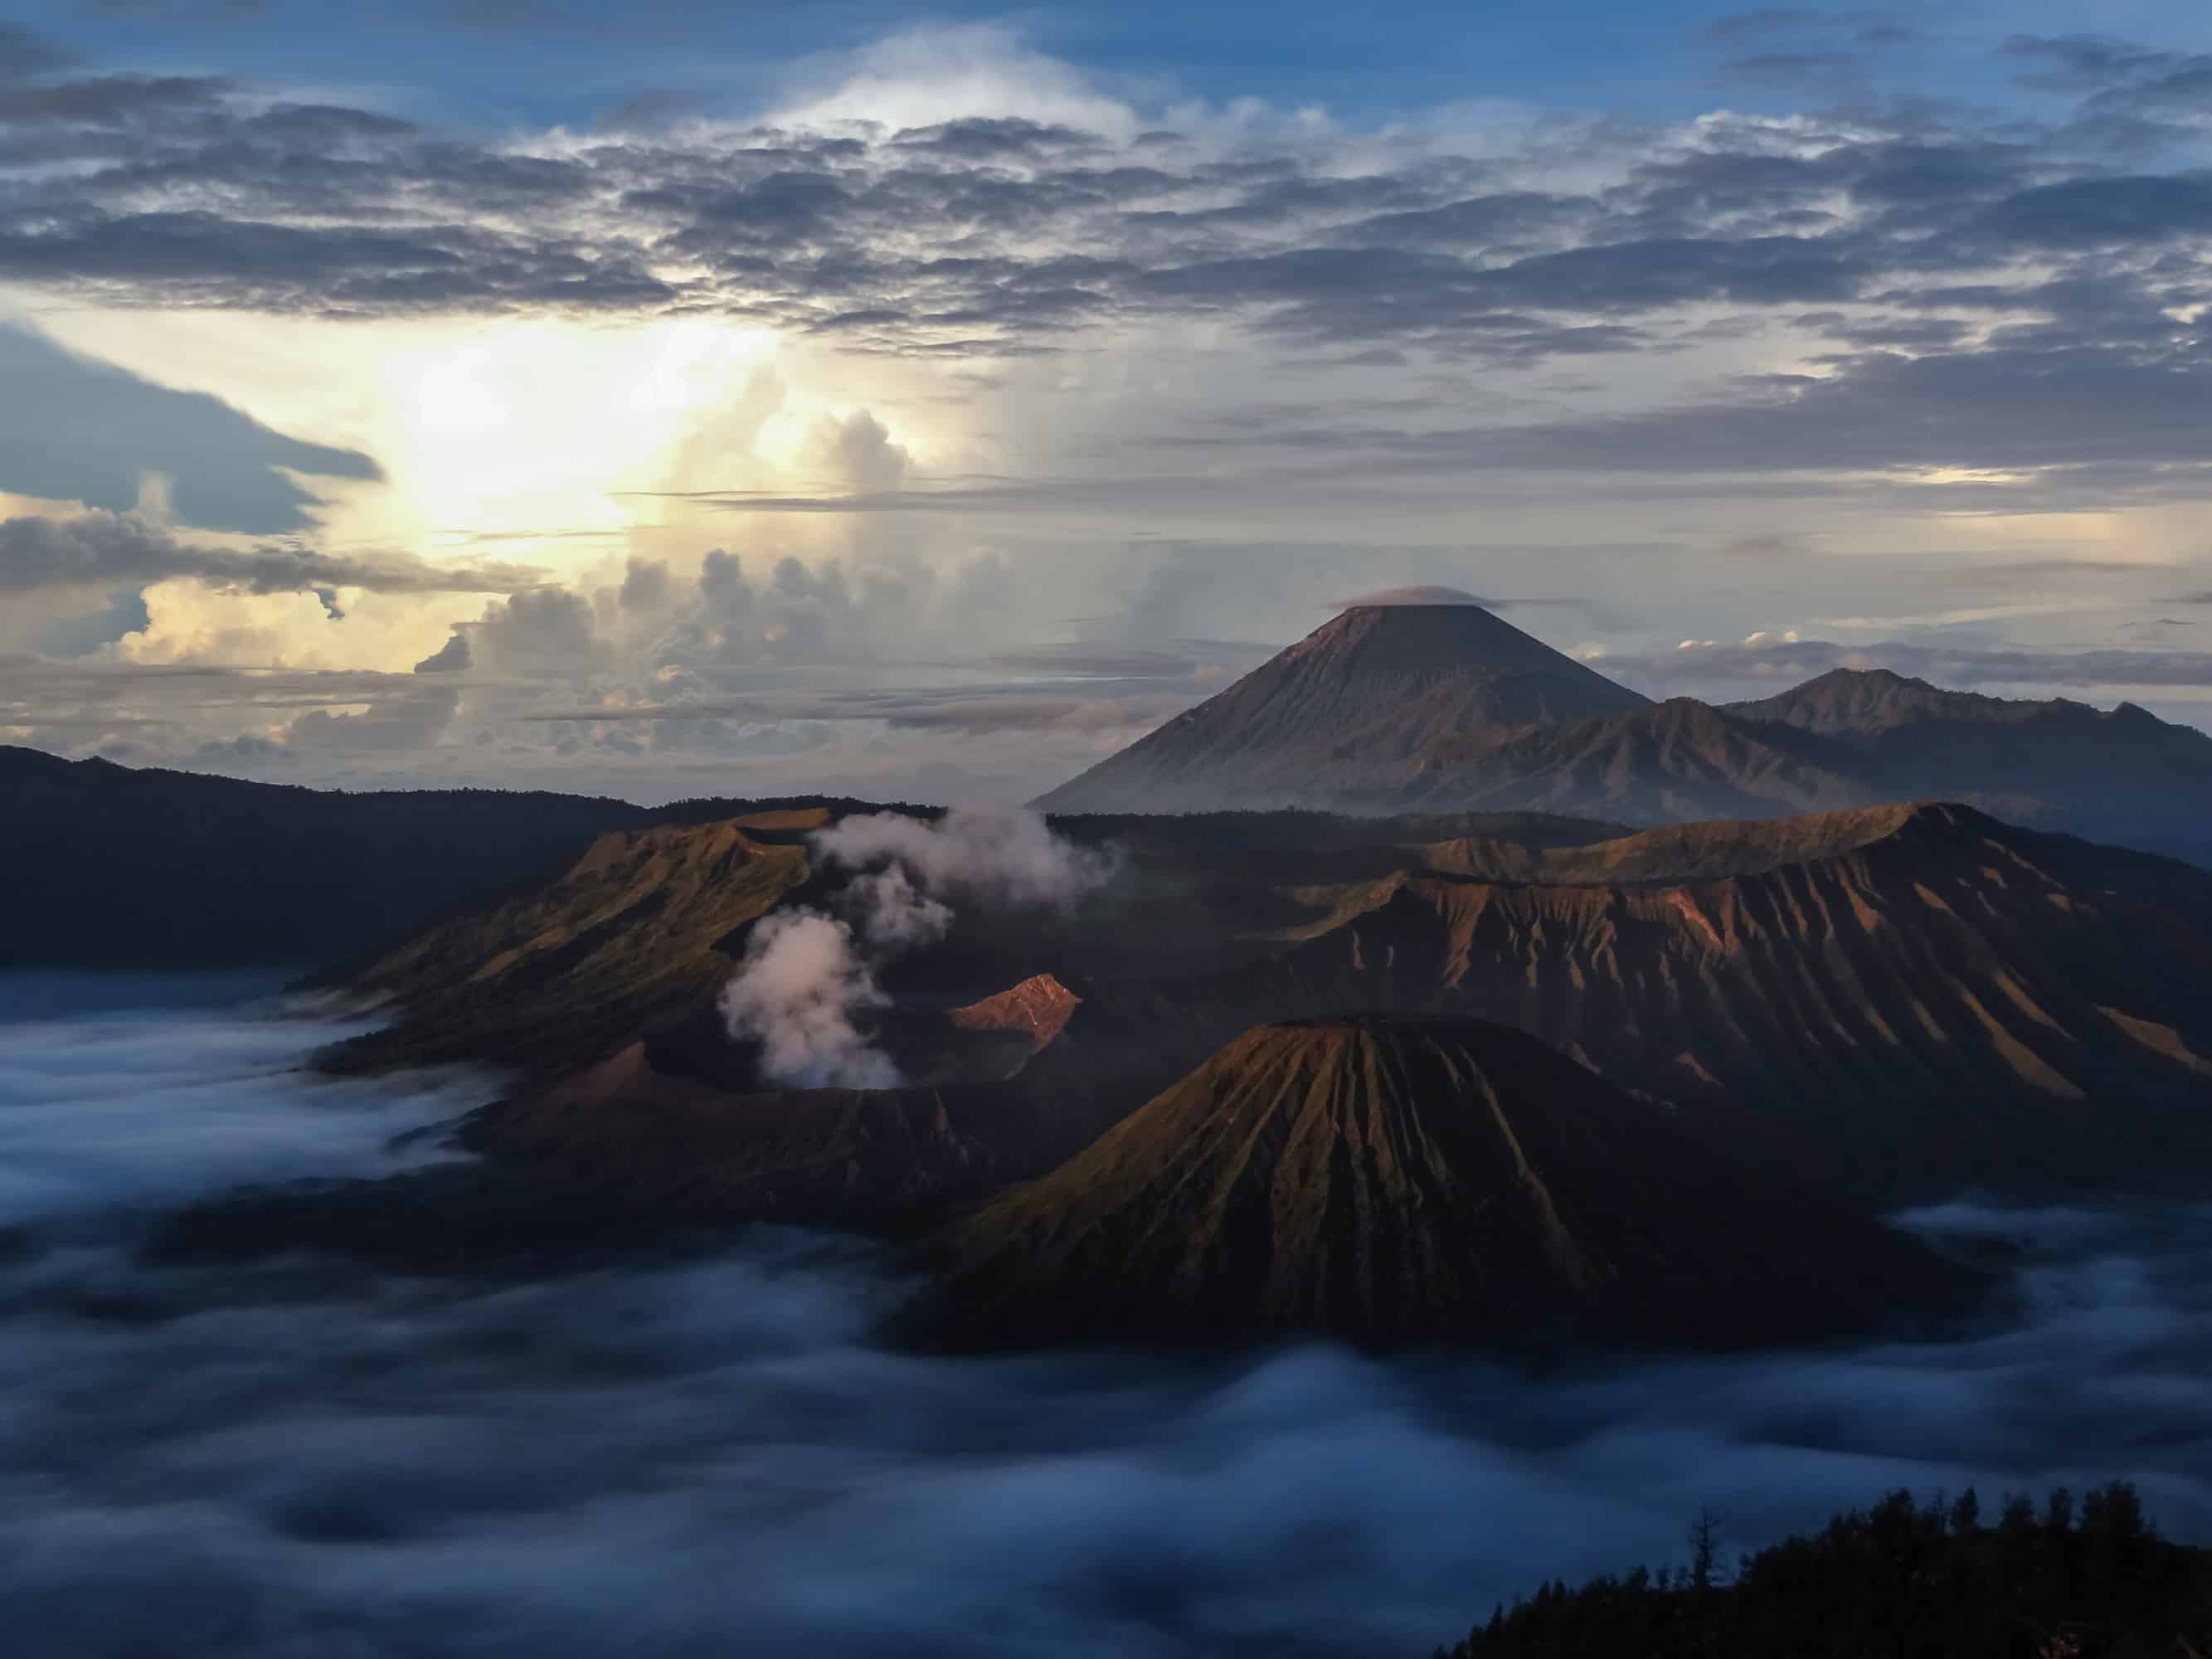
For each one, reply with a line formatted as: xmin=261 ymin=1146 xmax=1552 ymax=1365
xmin=1033 ymin=607 xmax=2212 ymax=863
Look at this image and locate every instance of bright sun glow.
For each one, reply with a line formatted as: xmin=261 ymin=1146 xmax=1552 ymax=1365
xmin=377 ymin=317 xmax=780 ymax=546
xmin=21 ymin=304 xmax=789 ymax=575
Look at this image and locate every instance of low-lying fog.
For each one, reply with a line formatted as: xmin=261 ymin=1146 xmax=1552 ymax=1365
xmin=5 ymin=975 xmax=2211 ymax=1658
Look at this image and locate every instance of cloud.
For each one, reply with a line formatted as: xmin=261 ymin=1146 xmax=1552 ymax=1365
xmin=0 ymin=23 xmax=2199 ymax=398
xmin=807 ymin=409 xmax=912 ymax=494
xmin=1721 ymin=50 xmax=1869 ymax=88
xmin=0 ymin=652 xmax=479 ymax=774
xmin=2005 ymin=33 xmax=2181 ymax=89
xmin=4 ymin=19 xmax=2212 ymax=786
xmin=1720 ymin=533 xmax=1799 ymax=558
xmin=1708 ymin=9 xmax=1818 ymax=41
xmin=284 ymin=684 xmax=461 ymax=752
xmin=1329 ymin=585 xmax=1490 ymax=607
xmin=0 ymin=510 xmax=545 ymax=597
xmin=0 ymin=995 xmax=467 ymax=1224
xmin=1611 ymin=634 xmax=2212 ymax=697
xmin=9 ymin=991 xmax=2212 ymax=1659
xmin=413 ymin=632 xmax=472 ymax=674
xmin=0 ymin=325 xmax=381 ymax=536
xmin=1228 ymin=338 xmax=2212 ymax=484
xmin=467 ymin=586 xmax=605 ymax=674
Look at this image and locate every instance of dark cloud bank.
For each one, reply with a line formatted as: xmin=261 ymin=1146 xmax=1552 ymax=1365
xmin=5 ymin=979 xmax=2212 ymax=1657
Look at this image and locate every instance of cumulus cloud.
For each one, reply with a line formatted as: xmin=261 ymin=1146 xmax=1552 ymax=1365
xmin=467 ymin=586 xmax=605 ymax=674
xmin=807 ymin=409 xmax=912 ymax=494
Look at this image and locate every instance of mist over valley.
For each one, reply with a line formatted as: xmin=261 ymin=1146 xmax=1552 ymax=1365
xmin=8 ymin=978 xmax=2212 ymax=1657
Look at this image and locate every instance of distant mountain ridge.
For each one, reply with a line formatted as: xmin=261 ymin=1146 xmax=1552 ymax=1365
xmin=1033 ymin=608 xmax=2212 ymax=864
xmin=0 ymin=744 xmax=911 ymax=971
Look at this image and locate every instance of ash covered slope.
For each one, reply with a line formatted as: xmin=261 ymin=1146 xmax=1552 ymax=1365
xmin=924 ymin=1014 xmax=1978 ymax=1351
xmin=1033 ymin=602 xmax=1649 ymax=815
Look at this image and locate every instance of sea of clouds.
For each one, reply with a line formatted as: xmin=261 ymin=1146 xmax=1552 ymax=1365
xmin=3 ymin=975 xmax=2211 ymax=1657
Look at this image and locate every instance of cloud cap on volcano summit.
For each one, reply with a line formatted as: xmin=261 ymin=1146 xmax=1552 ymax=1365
xmin=1328 ymin=586 xmax=1494 ymax=609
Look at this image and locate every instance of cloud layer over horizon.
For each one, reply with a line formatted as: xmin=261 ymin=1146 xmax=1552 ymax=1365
xmin=2 ymin=7 xmax=2210 ymax=799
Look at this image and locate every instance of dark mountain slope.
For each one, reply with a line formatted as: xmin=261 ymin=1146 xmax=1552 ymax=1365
xmin=0 ymin=745 xmax=647 ymax=971
xmin=921 ymin=1014 xmax=1980 ymax=1350
xmin=1398 ymin=696 xmax=1871 ymax=821
xmin=320 ymin=813 xmax=819 ymax=1077
xmin=0 ymin=743 xmax=912 ymax=971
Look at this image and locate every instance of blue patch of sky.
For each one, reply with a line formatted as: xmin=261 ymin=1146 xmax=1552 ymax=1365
xmin=17 ymin=0 xmax=2211 ymax=134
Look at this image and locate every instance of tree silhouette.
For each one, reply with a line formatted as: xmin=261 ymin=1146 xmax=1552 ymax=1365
xmin=1687 ymin=1506 xmax=1728 ymax=1592
xmin=1432 ymin=1481 xmax=2210 ymax=1659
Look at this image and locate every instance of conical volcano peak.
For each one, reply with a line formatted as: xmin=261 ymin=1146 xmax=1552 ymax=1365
xmin=1032 ymin=595 xmax=1646 ymax=815
xmin=921 ymin=1014 xmax=1979 ymax=1350
xmin=1286 ymin=601 xmax=1617 ymax=679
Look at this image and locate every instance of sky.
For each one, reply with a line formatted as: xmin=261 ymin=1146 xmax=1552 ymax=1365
xmin=1 ymin=0 xmax=2210 ymax=803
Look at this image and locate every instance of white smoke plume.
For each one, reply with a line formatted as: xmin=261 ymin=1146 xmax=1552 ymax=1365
xmin=813 ymin=809 xmax=1119 ymax=910
xmin=841 ymin=864 xmax=954 ymax=951
xmin=715 ymin=911 xmax=902 ymax=1091
xmin=720 ymin=810 xmax=1116 ymax=1090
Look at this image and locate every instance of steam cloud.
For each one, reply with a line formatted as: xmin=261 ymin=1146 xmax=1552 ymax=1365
xmin=812 ymin=809 xmax=1119 ymax=909
xmin=717 ymin=810 xmax=1116 ymax=1088
xmin=715 ymin=911 xmax=901 ymax=1090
